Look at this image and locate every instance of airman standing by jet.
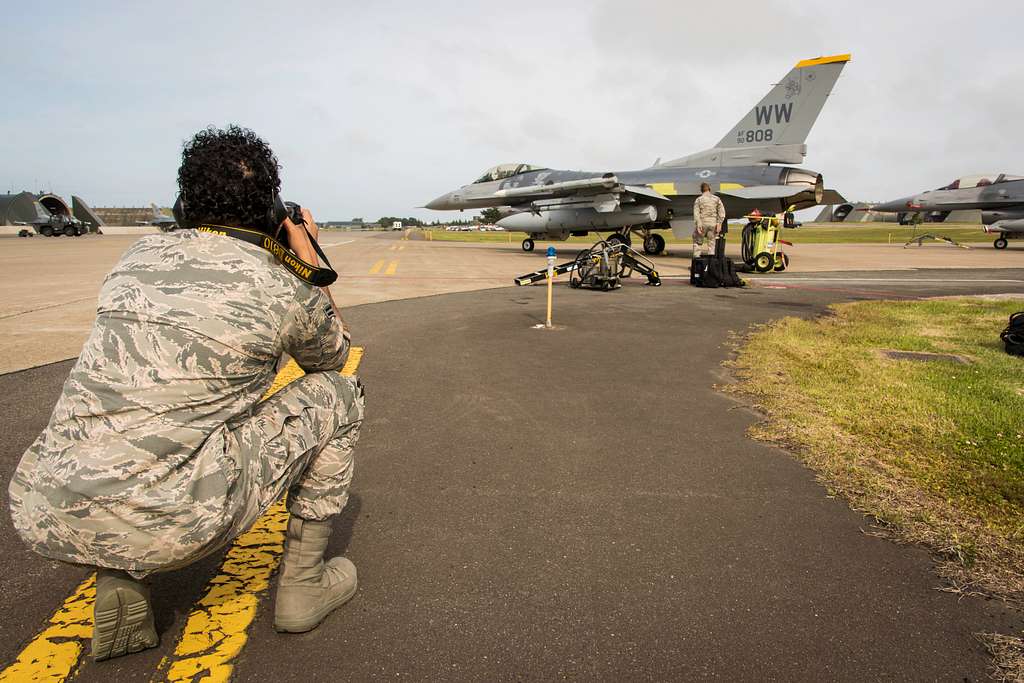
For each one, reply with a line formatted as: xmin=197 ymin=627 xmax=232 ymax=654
xmin=692 ymin=183 xmax=726 ymax=258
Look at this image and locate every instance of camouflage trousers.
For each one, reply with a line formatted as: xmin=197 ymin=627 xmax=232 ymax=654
xmin=226 ymin=370 xmax=364 ymax=536
xmin=692 ymin=228 xmax=719 ymax=258
xmin=9 ymin=371 xmax=363 ymax=577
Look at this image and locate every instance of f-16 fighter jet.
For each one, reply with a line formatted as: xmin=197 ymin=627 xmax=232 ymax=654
xmin=425 ymin=54 xmax=850 ymax=253
xmin=871 ymin=174 xmax=1024 ymax=249
xmin=138 ymin=203 xmax=178 ymax=231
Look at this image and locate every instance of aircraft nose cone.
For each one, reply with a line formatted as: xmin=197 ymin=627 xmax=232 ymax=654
xmin=425 ymin=193 xmax=453 ymax=210
xmin=871 ymin=196 xmax=917 ymax=213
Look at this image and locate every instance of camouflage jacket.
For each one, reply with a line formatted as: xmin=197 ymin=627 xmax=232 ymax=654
xmin=693 ymin=192 xmax=726 ymax=232
xmin=8 ymin=229 xmax=349 ymax=572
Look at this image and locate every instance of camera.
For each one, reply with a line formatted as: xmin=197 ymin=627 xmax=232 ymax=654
xmin=283 ymin=200 xmax=305 ymax=226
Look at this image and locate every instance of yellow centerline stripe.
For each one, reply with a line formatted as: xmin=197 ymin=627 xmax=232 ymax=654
xmin=0 ymin=349 xmax=364 ymax=683
xmin=0 ymin=576 xmax=95 ymax=682
xmin=384 ymin=261 xmax=398 ymax=276
xmin=156 ymin=349 xmax=363 ymax=683
xmin=368 ymin=260 xmax=385 ymax=274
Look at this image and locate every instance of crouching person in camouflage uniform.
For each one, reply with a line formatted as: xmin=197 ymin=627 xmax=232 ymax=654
xmin=7 ymin=125 xmax=365 ymax=660
xmin=692 ymin=182 xmax=726 ymax=258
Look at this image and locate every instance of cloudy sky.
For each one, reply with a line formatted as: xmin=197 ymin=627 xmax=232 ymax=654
xmin=2 ymin=1 xmax=1021 ymax=222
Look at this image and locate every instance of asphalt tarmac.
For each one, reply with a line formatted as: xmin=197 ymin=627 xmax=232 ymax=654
xmin=1 ymin=228 xmax=1020 ymax=375
xmin=2 ymin=267 xmax=1023 ymax=681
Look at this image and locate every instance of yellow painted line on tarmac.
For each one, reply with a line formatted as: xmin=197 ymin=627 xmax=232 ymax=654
xmin=341 ymin=347 xmax=363 ymax=375
xmin=0 ymin=575 xmax=95 ymax=682
xmin=384 ymin=261 xmax=399 ymax=275
xmin=155 ymin=348 xmax=363 ymax=683
xmin=0 ymin=350 xmax=364 ymax=683
xmin=369 ymin=260 xmax=385 ymax=274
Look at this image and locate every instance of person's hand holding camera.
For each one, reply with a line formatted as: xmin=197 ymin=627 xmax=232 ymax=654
xmin=282 ymin=208 xmax=320 ymax=267
xmin=280 ymin=207 xmax=343 ymax=322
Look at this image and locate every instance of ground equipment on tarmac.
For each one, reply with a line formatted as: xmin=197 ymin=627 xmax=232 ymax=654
xmin=514 ymin=240 xmax=661 ymax=289
xmin=902 ymin=212 xmax=970 ymax=249
xmin=740 ymin=209 xmax=794 ymax=273
xmin=569 ymin=240 xmax=661 ymax=290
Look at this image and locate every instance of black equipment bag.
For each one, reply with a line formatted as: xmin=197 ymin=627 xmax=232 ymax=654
xmin=716 ymin=256 xmax=744 ymax=287
xmin=692 ymin=225 xmax=743 ymax=288
xmin=690 ymin=256 xmax=712 ymax=286
xmin=691 ymin=255 xmax=744 ymax=288
xmin=1001 ymin=311 xmax=1024 ymax=356
xmin=688 ymin=258 xmax=712 ymax=286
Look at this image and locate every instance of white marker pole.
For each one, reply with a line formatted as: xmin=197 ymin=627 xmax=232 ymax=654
xmin=545 ymin=246 xmax=556 ymax=328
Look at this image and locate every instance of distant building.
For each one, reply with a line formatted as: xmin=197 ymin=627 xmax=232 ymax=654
xmin=320 ymin=219 xmax=375 ymax=230
xmin=93 ymin=206 xmax=165 ymax=226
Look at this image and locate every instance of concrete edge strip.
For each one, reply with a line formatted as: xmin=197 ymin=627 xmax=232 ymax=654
xmin=0 ymin=348 xmax=364 ymax=683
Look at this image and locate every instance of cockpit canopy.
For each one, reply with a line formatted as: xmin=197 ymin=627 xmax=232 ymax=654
xmin=473 ymin=163 xmax=546 ymax=184
xmin=937 ymin=173 xmax=1023 ymax=190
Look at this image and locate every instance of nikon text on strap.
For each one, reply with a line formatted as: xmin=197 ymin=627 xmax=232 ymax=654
xmin=195 ymin=224 xmax=338 ymax=287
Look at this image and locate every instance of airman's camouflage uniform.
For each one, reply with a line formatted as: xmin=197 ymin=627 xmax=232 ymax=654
xmin=8 ymin=230 xmax=364 ymax=577
xmin=693 ymin=191 xmax=726 ymax=257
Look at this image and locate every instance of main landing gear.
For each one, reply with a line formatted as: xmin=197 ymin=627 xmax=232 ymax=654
xmin=522 ymin=238 xmax=535 ymax=252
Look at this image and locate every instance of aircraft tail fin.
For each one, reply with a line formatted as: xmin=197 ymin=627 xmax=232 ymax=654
xmin=715 ymin=54 xmax=849 ymax=150
xmin=658 ymin=54 xmax=849 ymax=168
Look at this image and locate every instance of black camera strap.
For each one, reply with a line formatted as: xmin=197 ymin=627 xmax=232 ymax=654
xmin=195 ymin=224 xmax=338 ymax=286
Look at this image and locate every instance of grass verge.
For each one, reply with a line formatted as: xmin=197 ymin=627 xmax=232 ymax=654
xmin=977 ymin=632 xmax=1024 ymax=682
xmin=724 ymin=298 xmax=1024 ymax=599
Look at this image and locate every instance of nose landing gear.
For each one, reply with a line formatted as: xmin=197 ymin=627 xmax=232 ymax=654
xmin=611 ymin=228 xmax=665 ymax=256
xmin=522 ymin=237 xmax=535 ymax=252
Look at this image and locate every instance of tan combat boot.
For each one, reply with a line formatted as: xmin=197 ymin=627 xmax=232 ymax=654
xmin=92 ymin=568 xmax=159 ymax=661
xmin=274 ymin=516 xmax=358 ymax=633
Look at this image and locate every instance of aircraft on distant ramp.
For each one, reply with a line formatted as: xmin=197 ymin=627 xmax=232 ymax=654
xmin=425 ymin=54 xmax=849 ymax=253
xmin=138 ymin=203 xmax=177 ymax=231
xmin=871 ymin=174 xmax=1024 ymax=249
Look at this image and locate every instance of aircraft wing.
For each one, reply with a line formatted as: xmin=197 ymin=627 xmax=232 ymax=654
xmin=623 ymin=185 xmax=671 ymax=203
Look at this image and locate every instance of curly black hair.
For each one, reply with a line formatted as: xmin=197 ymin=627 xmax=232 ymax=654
xmin=177 ymin=125 xmax=281 ymax=232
